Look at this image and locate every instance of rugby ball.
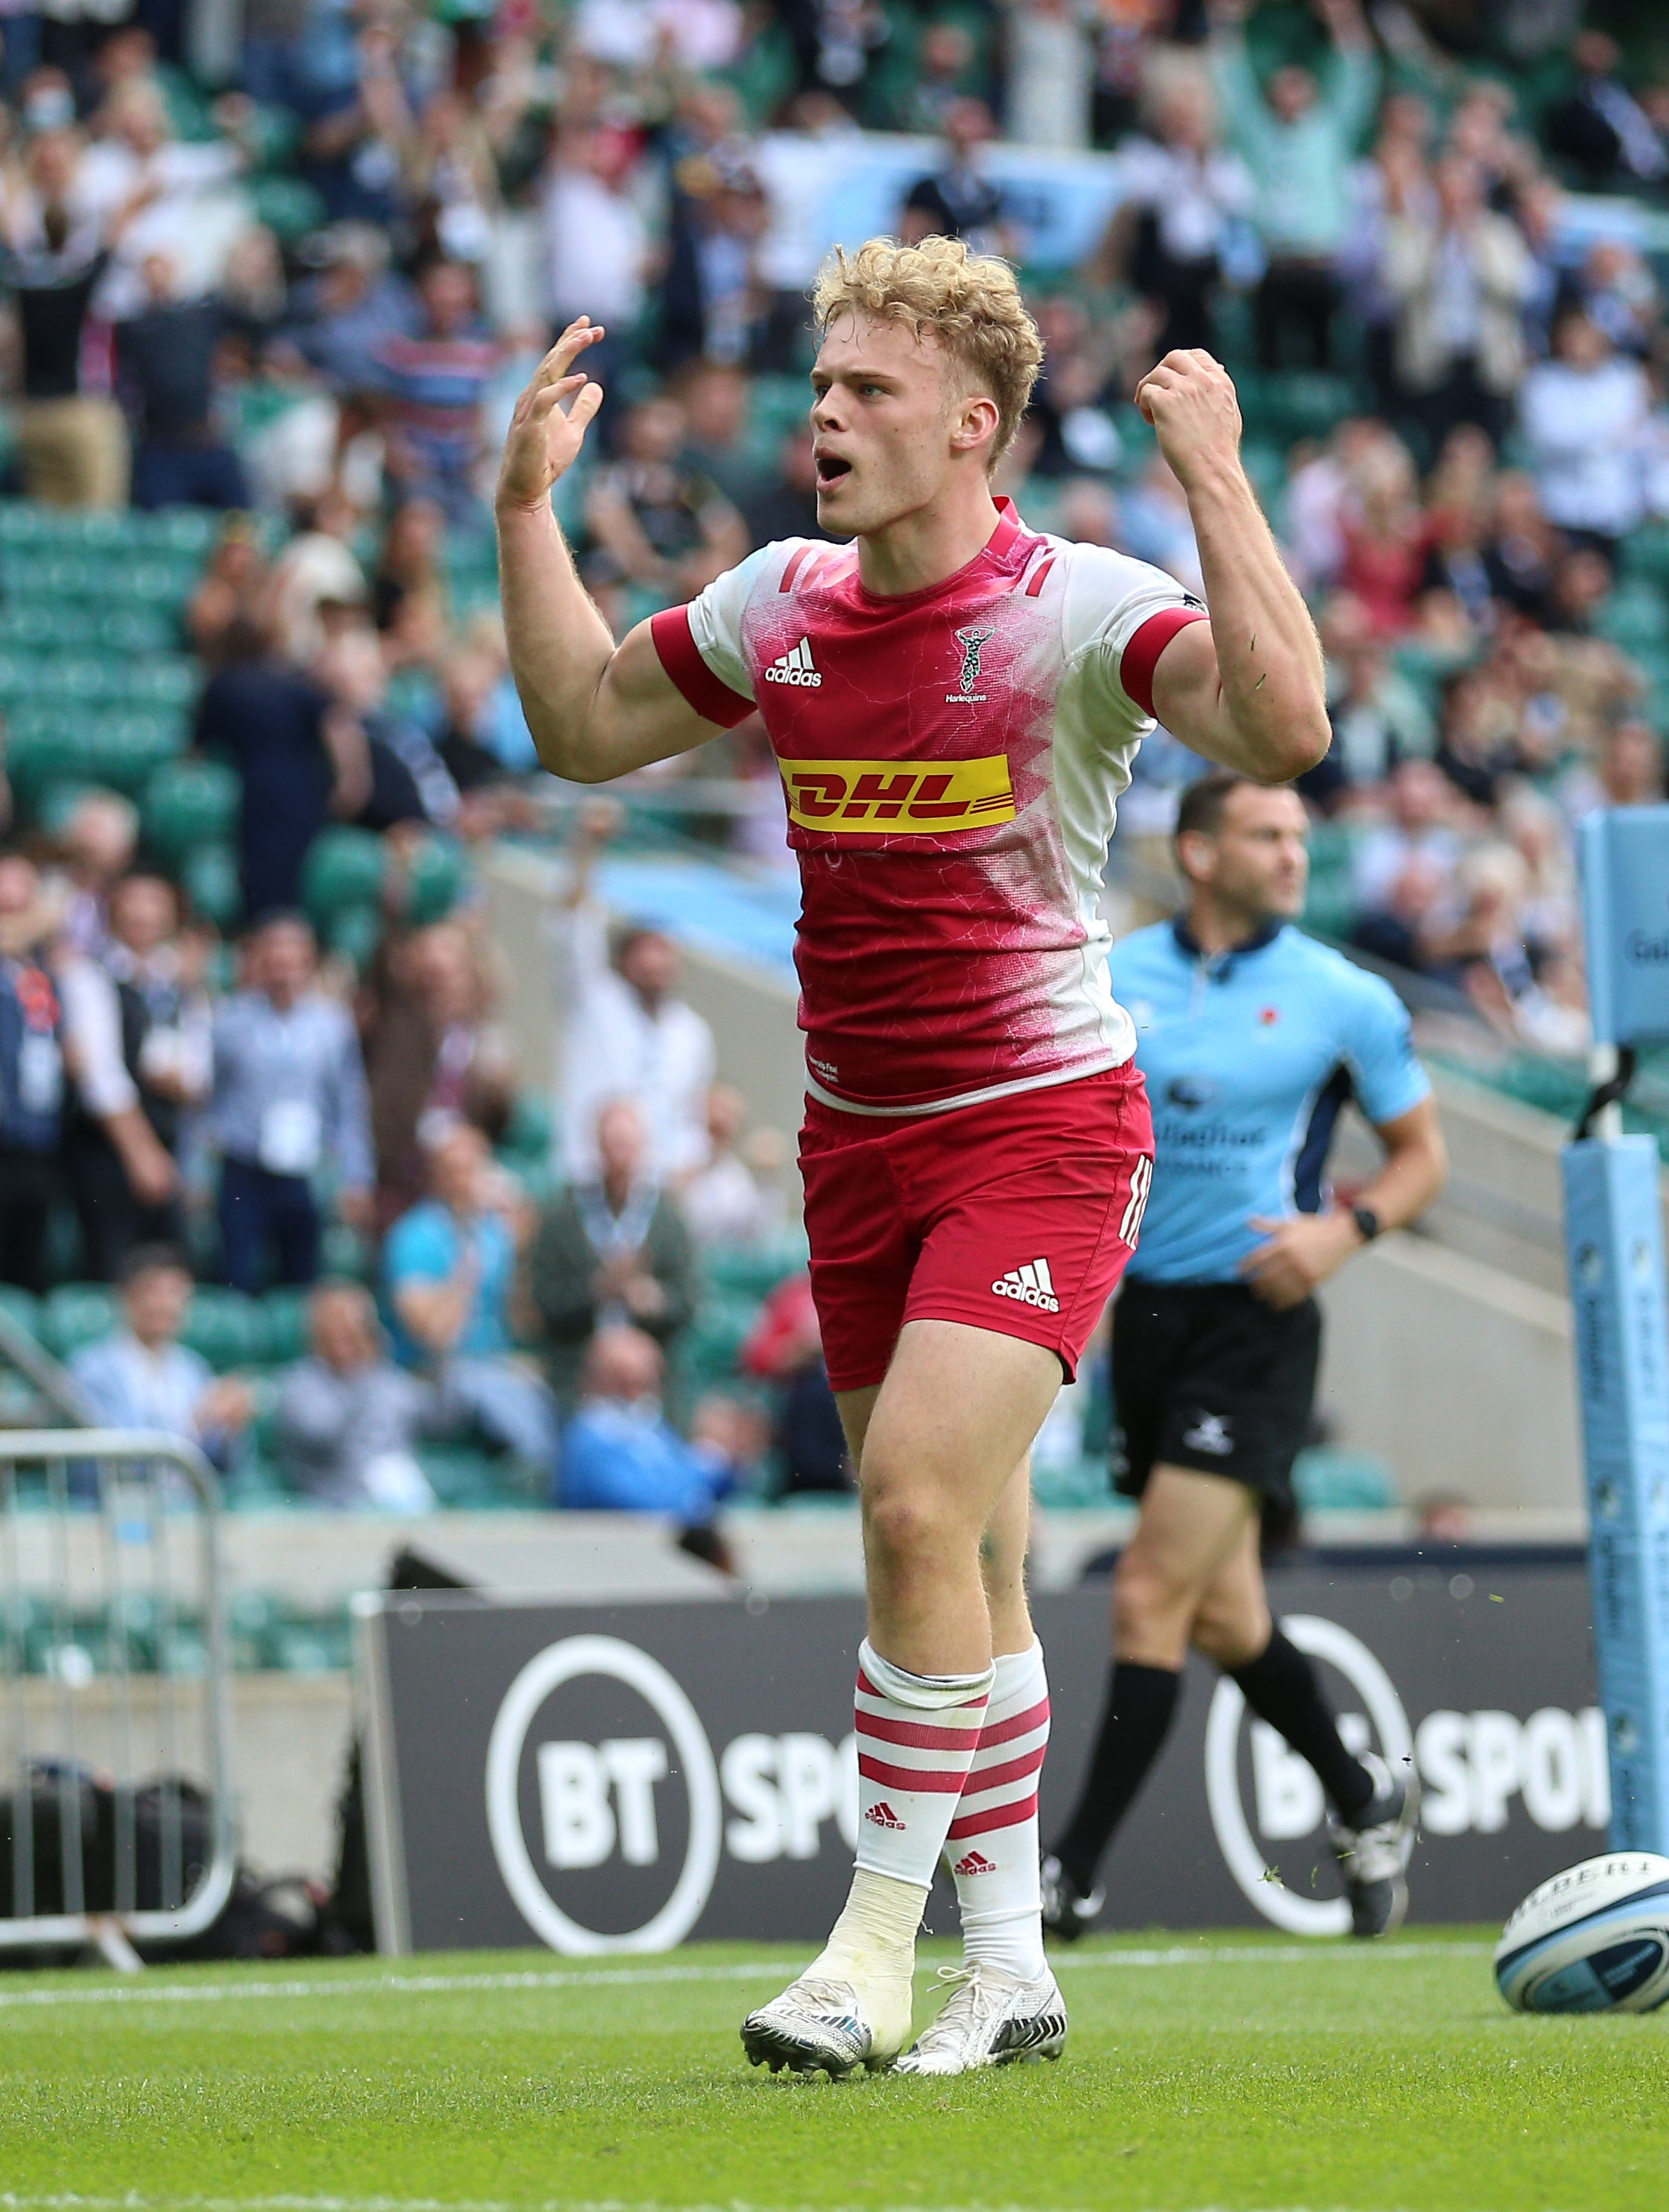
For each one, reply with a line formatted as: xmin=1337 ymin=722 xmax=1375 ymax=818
xmin=1495 ymin=1852 xmax=1669 ymax=2014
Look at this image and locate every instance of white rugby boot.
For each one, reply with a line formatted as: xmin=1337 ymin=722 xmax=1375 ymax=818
xmin=1329 ymin=1762 xmax=1421 ymax=1938
xmin=893 ymin=1962 xmax=1068 ymax=2075
xmin=740 ymin=1966 xmax=914 ymax=2079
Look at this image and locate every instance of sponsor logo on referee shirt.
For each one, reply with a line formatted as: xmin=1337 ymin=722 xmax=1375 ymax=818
xmin=764 ymin=638 xmax=822 ymax=687
xmin=1182 ymin=1410 xmax=1234 ymax=1457
xmin=992 ymin=1258 xmax=1059 ymax=1313
xmin=779 ymin=754 xmax=1016 ymax=833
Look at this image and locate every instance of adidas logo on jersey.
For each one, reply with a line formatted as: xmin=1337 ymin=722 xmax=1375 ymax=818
xmin=952 ymin=1850 xmax=996 ymax=1877
xmin=865 ymin=1801 xmax=906 ymax=1831
xmin=992 ymin=1258 xmax=1059 ymax=1313
xmin=764 ymin=638 xmax=822 ymax=687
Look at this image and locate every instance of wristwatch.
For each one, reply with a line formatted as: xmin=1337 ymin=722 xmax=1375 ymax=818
xmin=1351 ymin=1204 xmax=1382 ymax=1244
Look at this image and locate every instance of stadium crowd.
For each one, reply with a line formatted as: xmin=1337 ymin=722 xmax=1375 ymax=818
xmin=0 ymin=0 xmax=1661 ymax=1505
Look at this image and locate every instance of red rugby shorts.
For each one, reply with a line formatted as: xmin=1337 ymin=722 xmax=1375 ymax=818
xmin=798 ymin=1063 xmax=1154 ymax=1393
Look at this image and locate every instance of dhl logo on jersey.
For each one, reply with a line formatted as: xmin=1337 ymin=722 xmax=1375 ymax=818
xmin=779 ymin=754 xmax=1016 ymax=834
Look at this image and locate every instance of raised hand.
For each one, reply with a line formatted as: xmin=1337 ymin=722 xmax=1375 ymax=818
xmin=496 ymin=318 xmax=607 ymax=515
xmin=1133 ymin=349 xmax=1243 ymax=492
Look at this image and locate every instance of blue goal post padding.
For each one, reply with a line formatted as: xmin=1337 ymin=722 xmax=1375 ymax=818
xmin=1563 ymin=1135 xmax=1669 ymax=1854
xmin=1580 ymin=805 xmax=1669 ymax=1048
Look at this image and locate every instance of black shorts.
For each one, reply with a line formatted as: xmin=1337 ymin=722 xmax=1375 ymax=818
xmin=1111 ymin=1280 xmax=1321 ymax=1504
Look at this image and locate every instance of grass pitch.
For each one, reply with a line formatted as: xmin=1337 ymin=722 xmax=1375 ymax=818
xmin=1 ymin=1934 xmax=1664 ymax=2212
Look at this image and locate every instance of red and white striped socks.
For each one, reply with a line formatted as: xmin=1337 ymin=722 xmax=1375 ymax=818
xmin=945 ymin=1638 xmax=1052 ymax=1981
xmin=804 ymin=1639 xmax=994 ymax=2018
xmin=852 ymin=1638 xmax=994 ymax=1885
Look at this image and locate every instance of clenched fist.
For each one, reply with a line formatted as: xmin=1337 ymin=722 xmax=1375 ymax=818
xmin=1134 ymin=349 xmax=1243 ymax=492
xmin=496 ymin=318 xmax=607 ymax=515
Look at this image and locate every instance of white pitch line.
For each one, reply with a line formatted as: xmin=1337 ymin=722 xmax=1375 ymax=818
xmin=0 ymin=1943 xmax=1487 ymax=2014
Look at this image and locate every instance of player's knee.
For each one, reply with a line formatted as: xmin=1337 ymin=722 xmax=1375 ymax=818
xmin=863 ymin=1481 xmax=956 ymax=1572
xmin=1114 ymin=1549 xmax=1199 ymax=1640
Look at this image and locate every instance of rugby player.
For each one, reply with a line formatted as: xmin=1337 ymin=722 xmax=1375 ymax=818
xmin=1043 ymin=773 xmax=1446 ymax=1943
xmin=496 ymin=236 xmax=1329 ymax=2076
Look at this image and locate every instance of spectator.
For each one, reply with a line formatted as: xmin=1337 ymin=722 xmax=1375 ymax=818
xmin=115 ymin=251 xmax=251 ymax=512
xmin=681 ymin=1081 xmax=784 ymax=1248
xmin=556 ymin=1324 xmax=733 ymax=1518
xmin=0 ymin=129 xmax=133 ymax=509
xmin=1118 ymin=77 xmax=1253 ymax=358
xmin=59 ymin=872 xmax=211 ymax=1281
xmin=1211 ymin=0 xmax=1379 ymax=371
xmin=275 ymin=1281 xmax=437 ymax=1511
xmin=901 ymin=99 xmax=1007 ymax=254
xmin=528 ymin=1097 xmax=699 ymax=1412
xmin=742 ymin=426 xmax=830 ymax=546
xmin=360 ymin=919 xmax=514 ymax=1230
xmin=373 ymin=258 xmax=501 ymax=523
xmin=47 ymin=791 xmax=137 ymax=961
xmin=195 ymin=609 xmax=370 ymax=918
xmin=540 ymin=124 xmax=650 ymax=361
xmin=1519 ymin=307 xmax=1652 ymax=558
xmin=69 ymin=1244 xmax=253 ymax=1471
xmin=1544 ymin=29 xmax=1669 ymax=194
xmin=284 ymin=223 xmax=416 ymax=395
xmin=211 ymin=915 xmax=374 ymax=1294
xmin=1482 ymin=471 xmax=1561 ymax=624
xmin=582 ymin=395 xmax=748 ymax=605
xmin=1560 ymin=716 xmax=1667 ymax=824
xmin=1349 ymin=758 xmax=1467 ymax=971
xmin=297 ymin=18 xmax=418 ymax=229
xmin=1004 ymin=0 xmax=1093 ymax=152
xmin=75 ymin=78 xmax=250 ymax=321
xmin=0 ymin=854 xmax=67 ymax=1294
xmin=383 ymin=1121 xmax=558 ymax=1474
xmin=315 ymin=621 xmax=461 ymax=834
xmin=740 ymin=1272 xmax=849 ymax=1495
xmin=552 ymin=803 xmax=716 ymax=1181
xmin=1382 ymin=156 xmax=1533 ymax=456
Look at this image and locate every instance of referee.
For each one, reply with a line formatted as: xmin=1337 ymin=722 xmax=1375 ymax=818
xmin=1043 ymin=772 xmax=1447 ymax=1940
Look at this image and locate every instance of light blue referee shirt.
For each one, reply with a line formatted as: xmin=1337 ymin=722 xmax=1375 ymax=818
xmin=1113 ymin=920 xmax=1431 ymax=1285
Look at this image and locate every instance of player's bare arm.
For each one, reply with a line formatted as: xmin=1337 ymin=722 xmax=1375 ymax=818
xmin=1242 ymin=1094 xmax=1447 ymax=1309
xmin=494 ymin=318 xmax=725 ymax=783
xmin=1135 ymin=350 xmax=1331 ymax=782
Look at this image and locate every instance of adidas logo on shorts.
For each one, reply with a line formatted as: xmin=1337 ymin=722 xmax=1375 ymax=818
xmin=952 ymin=1850 xmax=996 ymax=1877
xmin=764 ymin=638 xmax=822 ymax=687
xmin=865 ymin=1801 xmax=906 ymax=1831
xmin=992 ymin=1258 xmax=1059 ymax=1314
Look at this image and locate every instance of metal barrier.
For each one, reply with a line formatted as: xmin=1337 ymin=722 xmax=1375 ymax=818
xmin=0 ymin=1431 xmax=236 ymax=1957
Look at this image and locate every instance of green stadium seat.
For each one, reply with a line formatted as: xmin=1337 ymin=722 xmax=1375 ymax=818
xmin=499 ymin=1093 xmax=554 ymax=1165
xmin=321 ymin=1221 xmax=373 ymax=1281
xmin=705 ymin=1238 xmax=808 ymax=1302
xmin=303 ymin=826 xmax=386 ymax=925
xmin=180 ymin=1287 xmax=267 ymax=1372
xmin=1596 ymin=581 xmax=1669 ymax=654
xmin=0 ymin=1284 xmax=41 ymax=1346
xmin=675 ymin=1296 xmax=760 ymax=1392
xmin=41 ymin=1283 xmax=117 ymax=1363
xmin=96 ymin=607 xmax=178 ymax=657
xmin=247 ymin=174 xmax=327 ymax=242
xmin=404 ymin=838 xmax=466 ymax=927
xmin=326 ymin=903 xmax=383 ymax=970
xmin=1292 ymin=1447 xmax=1396 ymax=1512
xmin=180 ymin=841 xmax=242 ymax=930
xmin=143 ymin=758 xmax=240 ymax=865
xmin=262 ymin=1288 xmax=311 ymax=1367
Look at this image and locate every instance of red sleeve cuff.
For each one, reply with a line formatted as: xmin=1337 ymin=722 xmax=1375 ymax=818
xmin=650 ymin=605 xmax=755 ymax=729
xmin=1120 ymin=606 xmax=1209 ymax=720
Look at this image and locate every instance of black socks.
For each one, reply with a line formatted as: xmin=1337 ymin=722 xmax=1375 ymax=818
xmin=1230 ymin=1629 xmax=1376 ymax=1823
xmin=1051 ymin=1660 xmax=1182 ymax=1894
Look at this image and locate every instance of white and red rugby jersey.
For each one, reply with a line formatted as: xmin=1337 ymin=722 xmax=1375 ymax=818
xmin=650 ymin=498 xmax=1206 ymax=1115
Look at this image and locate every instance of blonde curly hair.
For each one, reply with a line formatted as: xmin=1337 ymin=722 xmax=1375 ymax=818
xmin=811 ymin=235 xmax=1044 ymax=472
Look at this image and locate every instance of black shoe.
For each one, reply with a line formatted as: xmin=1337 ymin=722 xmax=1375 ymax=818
xmin=1040 ymin=1853 xmax=1103 ymax=1944
xmin=1328 ymin=1767 xmax=1419 ymax=1938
